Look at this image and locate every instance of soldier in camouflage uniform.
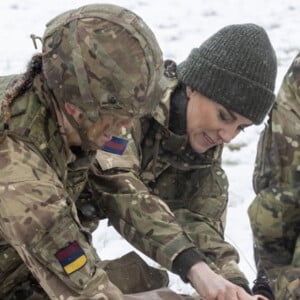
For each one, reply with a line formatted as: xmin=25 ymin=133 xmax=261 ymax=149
xmin=83 ymin=24 xmax=278 ymax=300
xmin=0 ymin=3 xmax=165 ymax=299
xmin=248 ymin=52 xmax=300 ymax=300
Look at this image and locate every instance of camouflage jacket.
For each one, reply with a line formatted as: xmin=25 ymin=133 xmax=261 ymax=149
xmin=253 ymin=54 xmax=300 ymax=199
xmin=0 ymin=74 xmax=122 ymax=299
xmin=250 ymin=53 xmax=300 ymax=299
xmin=89 ymin=68 xmax=249 ymax=288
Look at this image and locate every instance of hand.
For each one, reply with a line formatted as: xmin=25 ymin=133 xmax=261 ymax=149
xmin=187 ymin=262 xmax=254 ymax=300
xmin=252 ymin=295 xmax=270 ymax=300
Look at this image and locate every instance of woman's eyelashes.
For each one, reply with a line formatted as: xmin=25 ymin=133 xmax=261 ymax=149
xmin=219 ymin=110 xmax=233 ymax=122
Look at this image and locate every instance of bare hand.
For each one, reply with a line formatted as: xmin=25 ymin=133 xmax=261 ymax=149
xmin=187 ymin=262 xmax=256 ymax=300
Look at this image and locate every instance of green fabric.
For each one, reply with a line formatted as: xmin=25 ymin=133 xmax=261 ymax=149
xmin=248 ymin=52 xmax=300 ymax=299
xmin=103 ymin=251 xmax=169 ymax=293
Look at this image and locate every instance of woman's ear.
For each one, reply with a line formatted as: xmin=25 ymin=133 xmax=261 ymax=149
xmin=186 ymin=86 xmax=192 ymax=99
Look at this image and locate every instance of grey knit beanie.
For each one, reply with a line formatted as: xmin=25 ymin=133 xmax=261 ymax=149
xmin=177 ymin=23 xmax=277 ymax=124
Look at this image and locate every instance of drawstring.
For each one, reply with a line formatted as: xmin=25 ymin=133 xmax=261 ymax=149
xmin=30 ymin=34 xmax=42 ymax=50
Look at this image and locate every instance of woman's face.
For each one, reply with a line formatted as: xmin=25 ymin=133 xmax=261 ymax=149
xmin=186 ymin=87 xmax=253 ymax=154
xmin=63 ymin=102 xmax=132 ymax=148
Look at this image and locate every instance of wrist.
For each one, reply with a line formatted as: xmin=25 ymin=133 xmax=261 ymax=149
xmin=187 ymin=261 xmax=211 ymax=282
xmin=172 ymin=247 xmax=206 ymax=282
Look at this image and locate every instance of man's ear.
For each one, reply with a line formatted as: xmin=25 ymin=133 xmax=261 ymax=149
xmin=64 ymin=102 xmax=77 ymax=115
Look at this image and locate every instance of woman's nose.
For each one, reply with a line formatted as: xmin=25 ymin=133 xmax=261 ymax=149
xmin=217 ymin=126 xmax=237 ymax=143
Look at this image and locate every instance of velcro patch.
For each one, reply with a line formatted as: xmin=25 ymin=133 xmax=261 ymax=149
xmin=55 ymin=241 xmax=87 ymax=275
xmin=101 ymin=136 xmax=128 ymax=155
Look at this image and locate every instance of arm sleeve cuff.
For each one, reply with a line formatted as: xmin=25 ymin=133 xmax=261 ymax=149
xmin=171 ymin=247 xmax=206 ymax=282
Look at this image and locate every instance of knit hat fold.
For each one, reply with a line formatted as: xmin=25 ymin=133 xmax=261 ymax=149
xmin=177 ymin=23 xmax=277 ymax=124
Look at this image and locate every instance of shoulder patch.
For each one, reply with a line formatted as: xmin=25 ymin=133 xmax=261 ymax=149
xmin=55 ymin=241 xmax=87 ymax=275
xmin=101 ymin=136 xmax=128 ymax=155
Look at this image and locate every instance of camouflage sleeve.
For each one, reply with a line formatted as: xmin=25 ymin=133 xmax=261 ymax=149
xmin=0 ymin=137 xmax=122 ymax=299
xmin=89 ymin=133 xmax=249 ymax=289
xmin=86 ymin=127 xmax=202 ymax=275
xmin=176 ymin=152 xmax=250 ymax=288
xmin=252 ymin=59 xmax=300 ymax=193
xmin=248 ymin=54 xmax=300 ymax=297
xmin=88 ymin=162 xmax=198 ymax=272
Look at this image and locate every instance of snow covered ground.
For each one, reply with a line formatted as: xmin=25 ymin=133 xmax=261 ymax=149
xmin=1 ymin=0 xmax=300 ymax=295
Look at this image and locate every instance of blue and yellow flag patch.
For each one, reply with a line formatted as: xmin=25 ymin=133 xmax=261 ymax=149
xmin=55 ymin=241 xmax=87 ymax=275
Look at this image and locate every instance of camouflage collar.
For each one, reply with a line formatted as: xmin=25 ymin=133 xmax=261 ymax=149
xmin=169 ymin=83 xmax=187 ymax=135
xmin=152 ymin=76 xmax=178 ymax=127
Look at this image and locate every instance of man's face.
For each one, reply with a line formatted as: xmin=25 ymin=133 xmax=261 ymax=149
xmin=85 ymin=114 xmax=132 ymax=147
xmin=186 ymin=87 xmax=252 ymax=154
xmin=63 ymin=102 xmax=132 ymax=148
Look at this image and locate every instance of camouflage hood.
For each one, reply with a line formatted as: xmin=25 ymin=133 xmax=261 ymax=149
xmin=41 ymin=4 xmax=164 ymax=122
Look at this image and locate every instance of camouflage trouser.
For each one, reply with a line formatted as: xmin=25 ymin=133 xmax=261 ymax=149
xmin=0 ymin=247 xmax=170 ymax=299
xmin=0 ymin=266 xmax=49 ymax=300
xmin=248 ymin=189 xmax=300 ymax=299
xmin=0 ymin=137 xmax=122 ymax=299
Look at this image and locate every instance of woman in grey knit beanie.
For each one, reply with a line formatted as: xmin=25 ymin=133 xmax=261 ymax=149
xmin=175 ymin=23 xmax=277 ymax=154
xmin=162 ymin=23 xmax=277 ymax=299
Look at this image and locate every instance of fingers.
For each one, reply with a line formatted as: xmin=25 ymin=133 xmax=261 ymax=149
xmin=253 ymin=295 xmax=270 ymax=300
